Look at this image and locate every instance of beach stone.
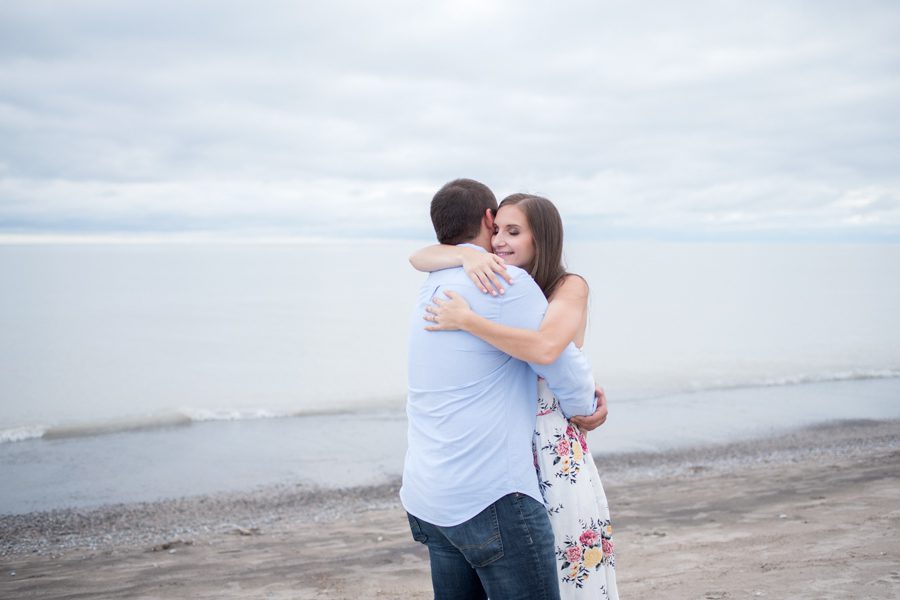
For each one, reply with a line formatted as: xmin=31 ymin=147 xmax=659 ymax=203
xmin=151 ymin=539 xmax=193 ymax=552
xmin=231 ymin=526 xmax=261 ymax=536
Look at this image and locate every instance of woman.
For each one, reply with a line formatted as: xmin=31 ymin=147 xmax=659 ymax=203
xmin=411 ymin=193 xmax=619 ymax=599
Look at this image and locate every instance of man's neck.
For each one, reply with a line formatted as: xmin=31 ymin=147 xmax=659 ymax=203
xmin=465 ymin=233 xmax=492 ymax=253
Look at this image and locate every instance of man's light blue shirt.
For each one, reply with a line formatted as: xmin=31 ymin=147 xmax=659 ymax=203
xmin=400 ymin=246 xmax=597 ymax=527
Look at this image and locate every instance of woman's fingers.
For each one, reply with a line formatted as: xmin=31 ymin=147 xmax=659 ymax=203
xmin=462 ymin=253 xmax=512 ymax=294
xmin=470 ymin=271 xmax=500 ymax=296
xmin=423 ymin=300 xmax=443 ymax=327
xmin=470 ymin=272 xmax=489 ymax=294
xmin=489 ymin=255 xmax=514 ymax=285
xmin=480 ymin=274 xmax=500 ymax=296
xmin=422 ymin=290 xmax=469 ymax=331
xmin=472 ymin=269 xmax=502 ymax=296
xmin=482 ymin=257 xmax=510 ymax=291
xmin=475 ymin=273 xmax=492 ymax=295
xmin=422 ymin=311 xmax=442 ymax=330
xmin=486 ymin=271 xmax=505 ymax=295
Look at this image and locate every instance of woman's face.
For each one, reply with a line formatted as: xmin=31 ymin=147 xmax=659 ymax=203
xmin=492 ymin=204 xmax=535 ymax=268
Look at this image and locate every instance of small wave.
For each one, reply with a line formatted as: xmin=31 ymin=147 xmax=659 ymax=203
xmin=602 ymin=367 xmax=900 ymax=404
xmin=634 ymin=368 xmax=900 ymax=402
xmin=42 ymin=412 xmax=193 ymax=440
xmin=710 ymin=368 xmax=900 ymax=392
xmin=0 ymin=426 xmax=47 ymax=444
xmin=179 ymin=408 xmax=289 ymax=422
xmin=0 ymin=404 xmax=399 ymax=444
xmin=178 ymin=406 xmax=372 ymax=422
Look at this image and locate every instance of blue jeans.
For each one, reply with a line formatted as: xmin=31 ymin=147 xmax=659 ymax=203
xmin=407 ymin=493 xmax=560 ymax=600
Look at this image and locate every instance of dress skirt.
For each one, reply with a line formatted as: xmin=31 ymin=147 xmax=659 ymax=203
xmin=533 ymin=378 xmax=619 ymax=599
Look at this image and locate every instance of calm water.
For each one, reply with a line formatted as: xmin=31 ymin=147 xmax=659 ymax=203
xmin=1 ymin=240 xmax=899 ymax=512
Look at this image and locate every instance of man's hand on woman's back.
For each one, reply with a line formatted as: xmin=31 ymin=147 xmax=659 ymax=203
xmin=569 ymin=385 xmax=608 ymax=432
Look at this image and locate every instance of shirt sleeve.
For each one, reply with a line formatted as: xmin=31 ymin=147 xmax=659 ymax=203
xmin=529 ymin=343 xmax=597 ymax=418
xmin=497 ymin=270 xmax=597 ymax=418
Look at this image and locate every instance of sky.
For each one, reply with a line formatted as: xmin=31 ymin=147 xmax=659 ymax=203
xmin=1 ymin=0 xmax=899 ymax=242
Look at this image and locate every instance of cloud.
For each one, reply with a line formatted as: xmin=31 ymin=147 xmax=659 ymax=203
xmin=1 ymin=0 xmax=899 ymax=240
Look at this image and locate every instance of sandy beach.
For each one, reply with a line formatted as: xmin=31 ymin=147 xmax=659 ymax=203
xmin=2 ymin=419 xmax=899 ymax=599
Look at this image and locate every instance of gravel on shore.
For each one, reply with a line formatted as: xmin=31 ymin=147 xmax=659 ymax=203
xmin=2 ymin=418 xmax=898 ymax=561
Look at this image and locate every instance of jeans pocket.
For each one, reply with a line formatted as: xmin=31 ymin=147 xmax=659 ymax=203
xmin=407 ymin=513 xmax=428 ymax=543
xmin=443 ymin=504 xmax=505 ymax=568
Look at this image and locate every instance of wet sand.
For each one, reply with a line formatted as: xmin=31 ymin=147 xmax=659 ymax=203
xmin=2 ymin=419 xmax=899 ymax=599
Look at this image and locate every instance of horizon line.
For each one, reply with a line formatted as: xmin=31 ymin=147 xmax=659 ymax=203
xmin=1 ymin=231 xmax=898 ymax=245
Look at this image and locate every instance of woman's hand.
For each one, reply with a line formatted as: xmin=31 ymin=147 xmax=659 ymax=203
xmin=424 ymin=291 xmax=474 ymax=331
xmin=461 ymin=250 xmax=512 ymax=296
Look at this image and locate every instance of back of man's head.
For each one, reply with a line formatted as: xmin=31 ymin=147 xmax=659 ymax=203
xmin=430 ymin=179 xmax=498 ymax=245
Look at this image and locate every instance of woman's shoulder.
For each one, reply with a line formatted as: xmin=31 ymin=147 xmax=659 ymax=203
xmin=557 ymin=273 xmax=589 ymax=296
xmin=546 ymin=273 xmax=589 ymax=305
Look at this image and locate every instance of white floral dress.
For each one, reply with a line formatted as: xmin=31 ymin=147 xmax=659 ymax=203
xmin=534 ymin=378 xmax=619 ymax=599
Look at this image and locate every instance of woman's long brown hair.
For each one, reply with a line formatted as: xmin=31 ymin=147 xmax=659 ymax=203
xmin=498 ymin=193 xmax=568 ymax=299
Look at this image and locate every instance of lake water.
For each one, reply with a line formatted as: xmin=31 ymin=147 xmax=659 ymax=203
xmin=1 ymin=240 xmax=899 ymax=513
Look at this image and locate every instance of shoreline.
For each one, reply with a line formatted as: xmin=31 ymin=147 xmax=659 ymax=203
xmin=2 ymin=418 xmax=899 ymax=599
xmin=5 ymin=376 xmax=900 ymax=516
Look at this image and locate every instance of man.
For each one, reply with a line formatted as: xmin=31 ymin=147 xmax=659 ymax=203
xmin=401 ymin=178 xmax=605 ymax=600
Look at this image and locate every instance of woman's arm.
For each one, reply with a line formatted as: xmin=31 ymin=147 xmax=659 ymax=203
xmin=425 ymin=275 xmax=589 ymax=365
xmin=410 ymin=244 xmax=512 ymax=295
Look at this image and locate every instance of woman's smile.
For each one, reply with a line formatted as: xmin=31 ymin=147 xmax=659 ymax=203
xmin=491 ymin=205 xmax=535 ymax=268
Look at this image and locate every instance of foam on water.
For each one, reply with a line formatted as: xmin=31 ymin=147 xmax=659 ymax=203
xmin=646 ymin=368 xmax=900 ymax=399
xmin=0 ymin=426 xmax=47 ymax=444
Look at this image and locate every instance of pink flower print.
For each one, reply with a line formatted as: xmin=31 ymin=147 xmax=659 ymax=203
xmin=579 ymin=529 xmax=599 ymax=547
xmin=555 ymin=438 xmax=571 ymax=457
xmin=566 ymin=424 xmax=577 ymax=439
xmin=578 ymin=431 xmax=588 ymax=454
xmin=566 ymin=544 xmax=583 ymax=564
xmin=602 ymin=538 xmax=613 ymax=556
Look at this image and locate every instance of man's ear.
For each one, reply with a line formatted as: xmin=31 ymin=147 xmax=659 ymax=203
xmin=483 ymin=208 xmax=495 ymax=230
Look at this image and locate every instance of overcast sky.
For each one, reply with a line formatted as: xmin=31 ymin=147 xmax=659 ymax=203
xmin=1 ymin=0 xmax=898 ymax=241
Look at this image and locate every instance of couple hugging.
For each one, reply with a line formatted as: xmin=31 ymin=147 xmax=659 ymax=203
xmin=401 ymin=178 xmax=619 ymax=600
